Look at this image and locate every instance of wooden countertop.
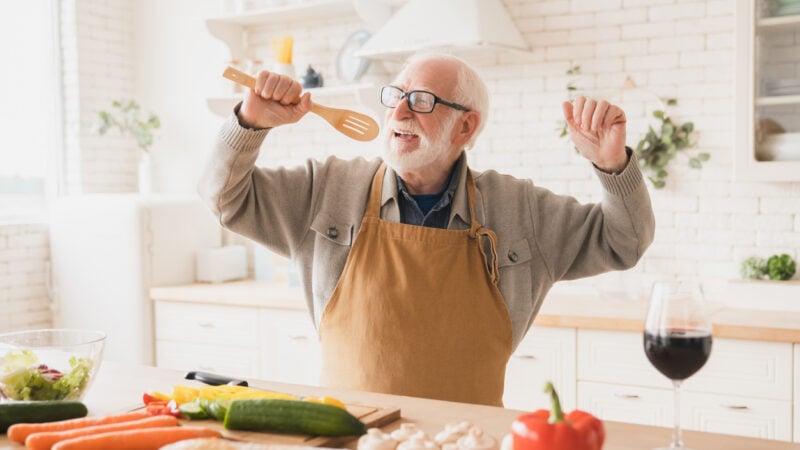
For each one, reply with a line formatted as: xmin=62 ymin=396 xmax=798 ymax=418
xmin=1 ymin=362 xmax=797 ymax=450
xmin=151 ymin=280 xmax=800 ymax=343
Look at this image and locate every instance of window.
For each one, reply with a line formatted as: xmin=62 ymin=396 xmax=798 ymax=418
xmin=0 ymin=1 xmax=61 ymax=223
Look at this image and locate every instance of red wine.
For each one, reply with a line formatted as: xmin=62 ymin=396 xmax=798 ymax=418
xmin=644 ymin=329 xmax=712 ymax=380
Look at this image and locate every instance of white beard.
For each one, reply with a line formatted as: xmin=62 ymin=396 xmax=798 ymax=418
xmin=381 ymin=113 xmax=459 ymax=173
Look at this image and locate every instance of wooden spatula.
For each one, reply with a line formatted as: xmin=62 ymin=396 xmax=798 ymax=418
xmin=223 ymin=66 xmax=379 ymax=142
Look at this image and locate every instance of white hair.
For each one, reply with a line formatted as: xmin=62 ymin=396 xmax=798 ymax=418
xmin=398 ymin=52 xmax=490 ymax=150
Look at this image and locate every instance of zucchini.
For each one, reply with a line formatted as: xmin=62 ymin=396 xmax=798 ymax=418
xmin=223 ymin=398 xmax=366 ymax=436
xmin=0 ymin=400 xmax=88 ymax=433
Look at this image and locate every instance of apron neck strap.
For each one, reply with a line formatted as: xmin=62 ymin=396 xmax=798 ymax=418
xmin=366 ymin=162 xmax=482 ymax=235
xmin=365 ymin=164 xmax=388 ymax=218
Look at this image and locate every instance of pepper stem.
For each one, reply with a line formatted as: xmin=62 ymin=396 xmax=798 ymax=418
xmin=544 ymin=381 xmax=565 ymax=424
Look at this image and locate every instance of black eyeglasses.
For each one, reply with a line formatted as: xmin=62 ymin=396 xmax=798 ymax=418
xmin=380 ymin=85 xmax=470 ymax=114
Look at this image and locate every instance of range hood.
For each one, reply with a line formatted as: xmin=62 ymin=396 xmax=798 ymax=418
xmin=354 ymin=0 xmax=529 ymax=60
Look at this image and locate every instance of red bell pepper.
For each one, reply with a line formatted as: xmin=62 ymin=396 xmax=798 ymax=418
xmin=511 ymin=382 xmax=605 ymax=450
xmin=145 ymin=399 xmax=181 ymax=417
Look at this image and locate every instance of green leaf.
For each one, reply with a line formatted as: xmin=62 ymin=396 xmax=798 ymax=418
xmin=689 ymin=158 xmax=701 ymax=169
xmin=682 ymin=122 xmax=694 ymax=133
xmin=697 ymin=152 xmax=710 ymax=161
xmin=653 ymin=179 xmax=666 ymax=189
xmin=665 ymin=98 xmax=677 ymax=106
xmin=652 ymin=110 xmax=665 ymax=120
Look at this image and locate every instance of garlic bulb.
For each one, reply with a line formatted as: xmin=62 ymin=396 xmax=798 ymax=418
xmin=397 ymin=436 xmax=440 ymax=450
xmin=391 ymin=423 xmax=428 ymax=442
xmin=358 ymin=428 xmax=399 ymax=450
xmin=455 ymin=427 xmax=497 ymax=450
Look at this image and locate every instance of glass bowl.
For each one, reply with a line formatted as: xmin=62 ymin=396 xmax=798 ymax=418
xmin=0 ymin=329 xmax=106 ymax=401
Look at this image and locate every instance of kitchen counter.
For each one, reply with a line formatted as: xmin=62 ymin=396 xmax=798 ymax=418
xmin=1 ymin=362 xmax=798 ymax=450
xmin=151 ymin=280 xmax=800 ymax=343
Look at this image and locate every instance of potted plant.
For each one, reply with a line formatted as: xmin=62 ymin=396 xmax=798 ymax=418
xmin=96 ymin=100 xmax=161 ymax=193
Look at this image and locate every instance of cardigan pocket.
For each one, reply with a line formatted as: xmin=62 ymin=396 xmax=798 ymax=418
xmin=497 ymin=237 xmax=533 ymax=308
xmin=310 ymin=211 xmax=355 ymax=307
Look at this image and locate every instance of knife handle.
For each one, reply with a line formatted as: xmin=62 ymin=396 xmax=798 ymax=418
xmin=184 ymin=371 xmax=248 ymax=386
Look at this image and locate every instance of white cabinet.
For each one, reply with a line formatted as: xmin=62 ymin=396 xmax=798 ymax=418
xmin=154 ymin=301 xmax=261 ymax=379
xmin=153 ymin=299 xmax=319 ymax=385
xmin=682 ymin=391 xmax=792 ymax=441
xmin=735 ymin=0 xmax=800 ymax=181
xmin=795 ymin=344 xmax=800 ymax=443
xmin=260 ymin=308 xmax=322 ymax=386
xmin=576 ymin=329 xmax=795 ymax=442
xmin=578 ymin=381 xmax=673 ymax=427
xmin=503 ymin=326 xmax=576 ymax=411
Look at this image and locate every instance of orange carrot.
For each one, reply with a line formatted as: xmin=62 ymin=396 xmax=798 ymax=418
xmin=8 ymin=411 xmax=150 ymax=443
xmin=50 ymin=426 xmax=222 ymax=450
xmin=25 ymin=415 xmax=178 ymax=450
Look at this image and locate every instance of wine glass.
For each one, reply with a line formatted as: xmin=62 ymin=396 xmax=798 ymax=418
xmin=644 ymin=281 xmax=713 ymax=450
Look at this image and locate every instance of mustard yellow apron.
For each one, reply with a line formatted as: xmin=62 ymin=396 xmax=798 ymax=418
xmin=318 ymin=163 xmax=513 ymax=406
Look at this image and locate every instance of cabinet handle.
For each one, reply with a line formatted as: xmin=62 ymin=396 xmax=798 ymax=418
xmin=288 ymin=334 xmax=308 ymax=341
xmin=614 ymin=393 xmax=641 ymax=400
xmin=720 ymin=405 xmax=750 ymax=411
xmin=513 ymin=354 xmax=537 ymax=360
xmin=197 ymin=322 xmax=215 ymax=328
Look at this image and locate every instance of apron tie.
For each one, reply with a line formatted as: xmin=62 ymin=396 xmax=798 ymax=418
xmin=476 ymin=226 xmax=499 ymax=285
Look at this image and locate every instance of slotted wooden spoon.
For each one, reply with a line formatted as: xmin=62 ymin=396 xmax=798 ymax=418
xmin=223 ymin=66 xmax=379 ymax=142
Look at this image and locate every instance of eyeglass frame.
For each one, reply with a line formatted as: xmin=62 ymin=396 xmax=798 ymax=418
xmin=380 ymin=85 xmax=471 ymax=114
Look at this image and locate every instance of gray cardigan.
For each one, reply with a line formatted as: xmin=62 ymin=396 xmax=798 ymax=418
xmin=199 ymin=114 xmax=656 ymax=350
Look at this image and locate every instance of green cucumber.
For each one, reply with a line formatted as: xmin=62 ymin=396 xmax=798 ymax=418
xmin=223 ymin=398 xmax=366 ymax=436
xmin=0 ymin=400 xmax=88 ymax=433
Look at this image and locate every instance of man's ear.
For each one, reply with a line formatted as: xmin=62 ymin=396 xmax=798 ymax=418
xmin=453 ymin=111 xmax=480 ymax=147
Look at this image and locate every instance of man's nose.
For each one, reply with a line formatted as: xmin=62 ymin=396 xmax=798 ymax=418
xmin=391 ymin=98 xmax=414 ymax=119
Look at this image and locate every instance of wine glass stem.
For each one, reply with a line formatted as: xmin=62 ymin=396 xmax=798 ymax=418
xmin=671 ymin=380 xmax=684 ymax=449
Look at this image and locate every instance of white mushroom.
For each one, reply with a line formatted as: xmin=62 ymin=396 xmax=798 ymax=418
xmin=455 ymin=427 xmax=497 ymax=450
xmin=391 ymin=423 xmax=428 ymax=442
xmin=397 ymin=436 xmax=440 ymax=450
xmin=358 ymin=428 xmax=399 ymax=450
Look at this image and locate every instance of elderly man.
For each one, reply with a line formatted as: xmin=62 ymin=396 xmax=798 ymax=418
xmin=199 ymin=53 xmax=655 ymax=406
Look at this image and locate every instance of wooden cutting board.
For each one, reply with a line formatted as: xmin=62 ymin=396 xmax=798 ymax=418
xmin=179 ymin=402 xmax=401 ymax=447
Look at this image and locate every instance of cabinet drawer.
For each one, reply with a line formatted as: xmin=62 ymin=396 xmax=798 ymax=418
xmin=682 ymin=392 xmax=792 ymax=442
xmin=260 ymin=309 xmax=321 ymax=386
xmin=685 ymin=337 xmax=792 ymax=401
xmin=577 ymin=381 xmax=673 ymax=427
xmin=504 ymin=326 xmax=576 ymax=411
xmin=156 ymin=340 xmax=259 ymax=379
xmin=577 ymin=330 xmax=667 ymax=388
xmin=577 ymin=330 xmax=792 ymax=400
xmin=155 ymin=301 xmax=259 ymax=347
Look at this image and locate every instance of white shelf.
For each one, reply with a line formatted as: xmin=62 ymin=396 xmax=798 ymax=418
xmin=208 ymin=0 xmax=356 ymax=27
xmin=756 ymin=94 xmax=800 ymax=106
xmin=757 ymin=14 xmax=800 ymax=30
xmin=206 ymin=0 xmax=364 ymax=60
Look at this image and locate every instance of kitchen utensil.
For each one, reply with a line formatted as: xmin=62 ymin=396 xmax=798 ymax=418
xmin=222 ymin=66 xmax=379 ymax=142
xmin=185 ymin=371 xmax=248 ymax=386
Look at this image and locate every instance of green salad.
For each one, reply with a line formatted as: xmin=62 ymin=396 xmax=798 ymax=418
xmin=0 ymin=349 xmax=93 ymax=400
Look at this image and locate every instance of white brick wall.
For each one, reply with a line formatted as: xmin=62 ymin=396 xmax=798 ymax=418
xmin=0 ymin=225 xmax=51 ymax=332
xmin=61 ymin=0 xmax=138 ymax=195
xmin=244 ymin=0 xmax=800 ymax=299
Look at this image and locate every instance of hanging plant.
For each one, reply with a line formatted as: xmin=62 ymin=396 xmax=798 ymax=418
xmin=634 ymin=98 xmax=708 ymax=189
xmin=557 ymin=65 xmax=582 ymax=145
xmin=96 ymin=100 xmax=161 ymax=153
